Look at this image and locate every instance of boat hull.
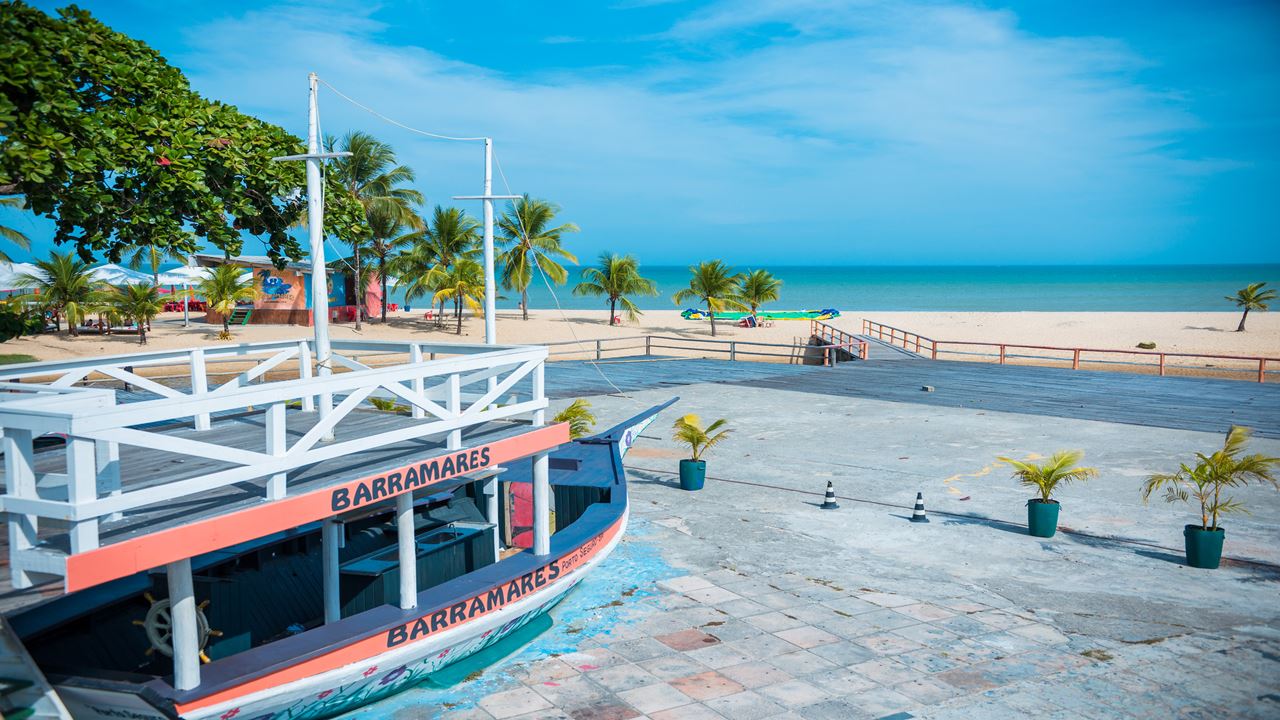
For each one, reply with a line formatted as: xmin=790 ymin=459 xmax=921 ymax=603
xmin=58 ymin=510 xmax=627 ymax=720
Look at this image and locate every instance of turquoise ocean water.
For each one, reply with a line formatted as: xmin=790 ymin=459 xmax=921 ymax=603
xmin=387 ymin=264 xmax=1280 ymax=313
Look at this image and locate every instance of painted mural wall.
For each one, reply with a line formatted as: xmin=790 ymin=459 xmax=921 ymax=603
xmin=253 ymin=268 xmax=305 ymax=312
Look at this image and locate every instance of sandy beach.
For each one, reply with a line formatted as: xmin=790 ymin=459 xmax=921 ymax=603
xmin=5 ymin=309 xmax=1278 ymax=364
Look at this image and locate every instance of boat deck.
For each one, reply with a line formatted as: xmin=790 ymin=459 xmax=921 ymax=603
xmin=33 ymin=410 xmax=527 ymax=551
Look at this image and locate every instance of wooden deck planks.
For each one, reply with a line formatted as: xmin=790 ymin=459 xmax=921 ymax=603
xmin=544 ymin=356 xmax=1280 ymax=438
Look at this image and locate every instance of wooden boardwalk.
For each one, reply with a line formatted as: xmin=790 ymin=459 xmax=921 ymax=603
xmin=544 ymin=356 xmax=1280 ymax=438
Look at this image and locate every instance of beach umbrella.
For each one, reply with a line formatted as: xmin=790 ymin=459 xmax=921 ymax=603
xmin=91 ymin=263 xmax=154 ymax=286
xmin=156 ymin=266 xmax=212 ymax=285
xmin=157 ymin=266 xmax=214 ymax=328
xmin=0 ymin=262 xmax=45 ymax=291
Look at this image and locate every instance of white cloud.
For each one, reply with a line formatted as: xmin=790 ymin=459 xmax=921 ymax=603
xmin=172 ymin=0 xmax=1221 ymax=263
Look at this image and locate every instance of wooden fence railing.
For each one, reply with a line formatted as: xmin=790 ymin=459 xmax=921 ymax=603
xmin=861 ymin=319 xmax=1278 ymax=383
xmin=811 ymin=319 xmax=870 ymax=360
xmin=541 ymin=333 xmax=868 ymax=366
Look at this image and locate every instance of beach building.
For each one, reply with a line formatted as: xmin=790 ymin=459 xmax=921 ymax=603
xmin=192 ymin=254 xmax=383 ymax=326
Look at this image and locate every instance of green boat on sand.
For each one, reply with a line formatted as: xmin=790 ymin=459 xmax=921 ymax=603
xmin=680 ymin=308 xmax=840 ymax=321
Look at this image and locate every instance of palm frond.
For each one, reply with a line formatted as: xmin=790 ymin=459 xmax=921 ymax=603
xmin=553 ymin=399 xmax=597 ymax=439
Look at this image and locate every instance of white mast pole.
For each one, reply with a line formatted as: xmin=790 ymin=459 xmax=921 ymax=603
xmin=455 ymin=140 xmax=517 ymax=346
xmin=482 ymin=138 xmax=496 ymax=345
xmin=306 ymin=72 xmax=333 ymax=419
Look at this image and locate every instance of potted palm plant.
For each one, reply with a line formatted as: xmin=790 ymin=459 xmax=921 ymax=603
xmin=553 ymin=399 xmax=597 ymax=439
xmin=998 ymin=451 xmax=1097 ymax=537
xmin=1142 ymin=426 xmax=1279 ymax=569
xmin=672 ymin=414 xmax=730 ymax=491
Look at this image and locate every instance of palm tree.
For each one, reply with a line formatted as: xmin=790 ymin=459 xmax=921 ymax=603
xmin=553 ymin=399 xmax=597 ymax=439
xmin=739 ymin=269 xmax=782 ymax=319
xmin=998 ymin=451 xmax=1097 ymax=503
xmin=16 ymin=252 xmax=99 ymax=335
xmin=390 ymin=206 xmax=481 ymax=327
xmin=429 ymin=258 xmax=486 ymax=334
xmin=0 ymin=196 xmax=33 ymax=263
xmin=123 ymin=240 xmax=189 ymax=288
xmin=198 ymin=264 xmax=256 ymax=339
xmin=365 ymin=207 xmax=419 ymax=323
xmin=672 ymin=260 xmax=747 ymax=336
xmin=107 ymin=283 xmax=164 ymax=345
xmin=327 ymin=131 xmax=425 ymax=331
xmin=573 ymin=253 xmax=658 ymax=325
xmin=1143 ymin=426 xmax=1279 ymax=530
xmin=672 ymin=414 xmax=731 ymax=462
xmin=498 ymin=195 xmax=578 ymax=320
xmin=1225 ymin=282 xmax=1276 ymax=332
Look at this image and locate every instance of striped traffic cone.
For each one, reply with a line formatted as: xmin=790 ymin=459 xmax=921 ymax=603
xmin=910 ymin=492 xmax=929 ymax=523
xmin=820 ymin=481 xmax=840 ymax=510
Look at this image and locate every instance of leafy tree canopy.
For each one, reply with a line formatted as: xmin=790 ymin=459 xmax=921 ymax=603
xmin=0 ymin=2 xmax=366 ymax=265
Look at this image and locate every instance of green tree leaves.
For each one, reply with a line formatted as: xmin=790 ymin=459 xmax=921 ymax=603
xmin=0 ymin=3 xmax=364 ymax=265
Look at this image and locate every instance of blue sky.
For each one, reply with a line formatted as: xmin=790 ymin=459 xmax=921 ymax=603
xmin=7 ymin=0 xmax=1280 ymax=265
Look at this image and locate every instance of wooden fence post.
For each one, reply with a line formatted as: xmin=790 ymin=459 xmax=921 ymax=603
xmin=1259 ymin=358 xmax=1266 ymax=383
xmin=730 ymin=342 xmax=737 ymax=362
xmin=595 ymin=339 xmax=602 ymax=361
xmin=1159 ymin=354 xmax=1166 ymax=376
xmin=1072 ymin=349 xmax=1080 ymax=370
xmin=998 ymin=345 xmax=1006 ymax=365
xmin=645 ymin=336 xmax=652 ymax=356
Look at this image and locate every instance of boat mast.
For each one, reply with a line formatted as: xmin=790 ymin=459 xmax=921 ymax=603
xmin=305 ymin=72 xmax=333 ymax=412
xmin=272 ymin=74 xmax=353 ymax=627
xmin=271 ymin=73 xmax=351 ymax=424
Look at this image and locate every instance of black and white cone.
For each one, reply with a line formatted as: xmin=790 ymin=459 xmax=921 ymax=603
xmin=910 ymin=492 xmax=929 ymax=523
xmin=819 ymin=481 xmax=840 ymax=510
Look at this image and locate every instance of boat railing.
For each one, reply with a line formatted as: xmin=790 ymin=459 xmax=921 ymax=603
xmin=0 ymin=340 xmax=550 ymax=589
xmin=861 ymin=318 xmax=1278 ymax=383
xmin=541 ymin=333 xmax=868 ymax=365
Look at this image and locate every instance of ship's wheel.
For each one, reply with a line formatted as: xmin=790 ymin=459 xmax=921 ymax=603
xmin=134 ymin=592 xmax=222 ymax=663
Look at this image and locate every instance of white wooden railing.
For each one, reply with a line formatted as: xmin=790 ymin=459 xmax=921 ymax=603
xmin=0 ymin=340 xmax=548 ymax=589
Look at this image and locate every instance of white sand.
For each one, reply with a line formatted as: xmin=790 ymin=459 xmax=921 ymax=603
xmin=6 ymin=309 xmax=1277 ymax=364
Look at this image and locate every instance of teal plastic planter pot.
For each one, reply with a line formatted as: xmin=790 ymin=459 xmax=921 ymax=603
xmin=1026 ymin=499 xmax=1060 ymax=538
xmin=1183 ymin=524 xmax=1225 ymax=569
xmin=679 ymin=459 xmax=706 ymax=491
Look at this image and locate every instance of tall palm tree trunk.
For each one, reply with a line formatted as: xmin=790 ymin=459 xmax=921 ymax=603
xmin=138 ymin=319 xmax=147 ymax=345
xmin=708 ymin=302 xmax=716 ymax=337
xmin=456 ymin=296 xmax=463 ymax=334
xmin=609 ymin=298 xmax=617 ymax=325
xmin=1237 ymin=308 xmax=1249 ymax=332
xmin=522 ymin=288 xmax=529 ymax=321
xmin=380 ymin=257 xmax=389 ymax=323
xmin=353 ymin=245 xmax=363 ymax=331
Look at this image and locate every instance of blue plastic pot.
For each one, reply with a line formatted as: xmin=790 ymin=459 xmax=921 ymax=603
xmin=1027 ymin=499 xmax=1060 ymax=538
xmin=679 ymin=459 xmax=706 ymax=491
xmin=1184 ymin=525 xmax=1224 ymax=569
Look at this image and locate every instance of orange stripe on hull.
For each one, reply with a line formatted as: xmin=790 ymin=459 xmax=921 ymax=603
xmin=174 ymin=513 xmax=624 ymax=715
xmin=65 ymin=424 xmax=569 ymax=593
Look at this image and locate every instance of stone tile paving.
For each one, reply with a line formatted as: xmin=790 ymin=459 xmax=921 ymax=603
xmin=385 ymin=386 xmax=1280 ymax=719
xmin=413 ymin=560 xmax=1280 ymax=719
